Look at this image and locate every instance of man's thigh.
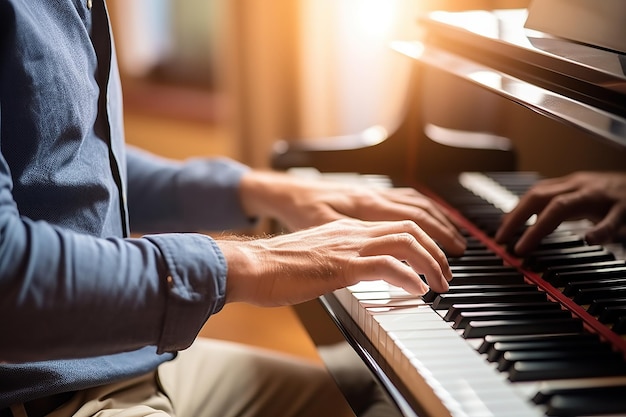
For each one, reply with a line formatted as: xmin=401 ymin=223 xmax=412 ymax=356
xmin=48 ymin=338 xmax=353 ymax=417
xmin=49 ymin=372 xmax=173 ymax=417
xmin=157 ymin=338 xmax=354 ymax=417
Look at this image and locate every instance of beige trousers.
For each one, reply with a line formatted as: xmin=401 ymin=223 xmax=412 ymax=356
xmin=34 ymin=338 xmax=355 ymax=417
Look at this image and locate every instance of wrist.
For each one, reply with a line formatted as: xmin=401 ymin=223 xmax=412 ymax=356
xmin=218 ymin=238 xmax=262 ymax=304
xmin=239 ymin=170 xmax=298 ymax=221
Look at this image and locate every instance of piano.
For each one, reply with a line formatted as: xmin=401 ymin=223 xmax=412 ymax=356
xmin=271 ymin=1 xmax=626 ymax=416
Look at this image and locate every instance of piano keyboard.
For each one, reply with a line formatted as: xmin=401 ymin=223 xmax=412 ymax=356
xmin=312 ymin=170 xmax=626 ymax=417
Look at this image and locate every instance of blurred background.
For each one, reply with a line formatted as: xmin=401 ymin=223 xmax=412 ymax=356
xmin=106 ymin=0 xmax=529 ymax=361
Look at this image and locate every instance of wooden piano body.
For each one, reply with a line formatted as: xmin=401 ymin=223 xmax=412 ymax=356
xmin=272 ymin=3 xmax=626 ymax=417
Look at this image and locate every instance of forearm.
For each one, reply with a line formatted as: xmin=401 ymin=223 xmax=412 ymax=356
xmin=126 ymin=146 xmax=254 ymax=233
xmin=0 ymin=212 xmax=226 ymax=362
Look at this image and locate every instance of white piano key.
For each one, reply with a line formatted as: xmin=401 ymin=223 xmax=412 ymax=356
xmin=333 ymin=287 xmax=354 ymax=312
xmin=403 ymin=354 xmax=540 ymax=417
xmin=459 ymin=172 xmax=519 ymax=214
xmin=346 ymin=280 xmax=409 ymax=294
xmin=373 ymin=310 xmax=451 ymax=353
xmin=349 ymin=289 xmax=418 ymax=324
xmin=360 ymin=299 xmax=426 ymax=336
xmin=335 ymin=281 xmax=413 ymax=316
xmin=371 ymin=309 xmax=440 ymax=352
xmin=366 ymin=301 xmax=541 ymax=416
xmin=401 ymin=358 xmax=540 ymax=415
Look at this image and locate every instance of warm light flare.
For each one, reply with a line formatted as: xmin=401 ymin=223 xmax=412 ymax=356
xmin=353 ymin=0 xmax=397 ymax=38
xmin=390 ymin=41 xmax=425 ymax=59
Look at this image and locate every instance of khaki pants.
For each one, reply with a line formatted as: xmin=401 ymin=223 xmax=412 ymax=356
xmin=25 ymin=338 xmax=355 ymax=417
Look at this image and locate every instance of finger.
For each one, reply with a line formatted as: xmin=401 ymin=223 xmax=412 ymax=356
xmin=358 ymin=197 xmax=466 ymax=256
xmin=384 ymin=188 xmax=461 ymax=228
xmin=359 ymin=232 xmax=450 ymax=293
xmin=382 ymin=190 xmax=466 ymax=251
xmin=514 ymin=191 xmax=592 ymax=255
xmin=287 ymin=205 xmax=348 ymax=231
xmin=407 ymin=207 xmax=465 ymax=256
xmin=495 ymin=180 xmax=579 ymax=244
xmin=349 ymin=255 xmax=430 ymax=295
xmin=585 ymin=202 xmax=626 ymax=245
xmin=368 ymin=220 xmax=452 ymax=277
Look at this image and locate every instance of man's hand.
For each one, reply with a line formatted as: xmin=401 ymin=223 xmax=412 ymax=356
xmin=495 ymin=171 xmax=626 ymax=255
xmin=219 ymin=219 xmax=452 ymax=306
xmin=239 ymin=171 xmax=466 ymax=257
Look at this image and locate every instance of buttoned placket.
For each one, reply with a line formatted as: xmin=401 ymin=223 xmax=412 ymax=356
xmin=92 ymin=0 xmax=131 ymax=237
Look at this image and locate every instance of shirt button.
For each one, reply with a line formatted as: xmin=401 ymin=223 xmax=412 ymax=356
xmin=87 ymin=0 xmax=92 ymax=9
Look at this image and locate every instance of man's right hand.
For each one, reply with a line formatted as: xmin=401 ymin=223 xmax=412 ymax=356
xmin=218 ymin=218 xmax=452 ymax=307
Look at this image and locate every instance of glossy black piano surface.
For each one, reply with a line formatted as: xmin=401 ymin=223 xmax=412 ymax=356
xmin=272 ymin=4 xmax=626 ymax=417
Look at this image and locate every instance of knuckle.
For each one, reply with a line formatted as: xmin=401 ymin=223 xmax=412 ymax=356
xmin=395 ymin=232 xmax=418 ymax=247
xmin=549 ymin=194 xmax=574 ymax=212
xmin=401 ymin=219 xmax=422 ymax=234
xmin=526 ymin=187 xmax=545 ymax=201
xmin=377 ymin=255 xmax=398 ymax=271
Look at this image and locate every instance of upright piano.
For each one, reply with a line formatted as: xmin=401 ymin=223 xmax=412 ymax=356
xmin=272 ymin=1 xmax=626 ymax=416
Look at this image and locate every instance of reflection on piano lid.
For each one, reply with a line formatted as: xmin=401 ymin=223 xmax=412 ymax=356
xmin=418 ymin=8 xmax=626 ymax=122
xmin=525 ymin=0 xmax=626 ymax=55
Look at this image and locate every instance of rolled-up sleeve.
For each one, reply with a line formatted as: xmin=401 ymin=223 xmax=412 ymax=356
xmin=145 ymin=233 xmax=227 ymax=354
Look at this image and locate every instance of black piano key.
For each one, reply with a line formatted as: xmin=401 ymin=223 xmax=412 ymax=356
xmin=546 ymin=391 xmax=626 ymax=417
xmin=612 ymin=315 xmax=626 ymax=334
xmin=524 ymin=250 xmax=615 ymax=272
xmin=497 ymin=346 xmax=618 ymax=371
xmin=543 ymin=260 xmax=626 ymax=282
xmin=453 ymin=309 xmax=571 ymax=330
xmin=526 ymin=244 xmax=605 ymax=259
xmin=598 ymin=305 xmax=626 ymax=323
xmin=478 ymin=333 xmax=598 ymax=354
xmin=462 ymin=205 xmax=501 ymax=216
xmin=449 ymin=272 xmax=526 ymax=285
xmin=545 ymin=230 xmax=581 ymax=238
xmin=448 ymin=255 xmax=503 ymax=266
xmin=573 ymin=285 xmax=626 ymax=305
xmin=533 ymin=383 xmax=626 ymax=406
xmin=486 ymin=337 xmax=606 ymax=362
xmin=507 ymin=232 xmax=582 ymax=256
xmin=462 ymin=317 xmax=583 ymax=339
xmin=563 ymin=277 xmax=626 ymax=296
xmin=588 ymin=297 xmax=626 ymax=315
xmin=464 ymin=219 xmax=503 ymax=233
xmin=444 ymin=301 xmax=559 ymax=322
xmin=460 ymin=248 xmax=496 ymax=257
xmin=423 ymin=283 xmax=537 ymax=303
xmin=449 ymin=265 xmax=517 ymax=274
xmin=550 ymin=267 xmax=626 ymax=288
xmin=486 ymin=171 xmax=540 ymax=184
xmin=508 ymin=358 xmax=626 ymax=382
xmin=476 ymin=221 xmax=502 ymax=237
xmin=432 ymin=291 xmax=548 ymax=310
xmin=535 ymin=234 xmax=585 ymax=250
xmin=463 ymin=238 xmax=487 ymax=250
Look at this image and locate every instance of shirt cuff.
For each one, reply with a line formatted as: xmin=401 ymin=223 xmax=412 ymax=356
xmin=145 ymin=233 xmax=227 ymax=353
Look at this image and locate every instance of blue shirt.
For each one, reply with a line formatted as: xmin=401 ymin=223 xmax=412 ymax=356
xmin=0 ymin=0 xmax=252 ymax=406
